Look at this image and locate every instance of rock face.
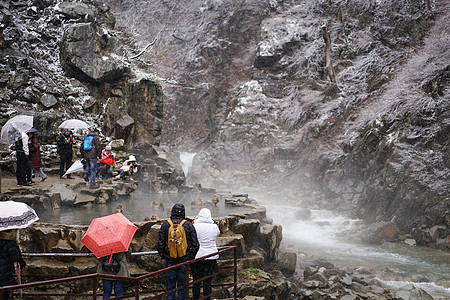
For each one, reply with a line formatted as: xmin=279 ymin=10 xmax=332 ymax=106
xmin=0 ymin=0 xmax=448 ymax=252
xmin=60 ymin=22 xmax=128 ymax=84
xmin=99 ymin=0 xmax=450 ymax=250
xmin=0 ymin=0 xmax=163 ymax=150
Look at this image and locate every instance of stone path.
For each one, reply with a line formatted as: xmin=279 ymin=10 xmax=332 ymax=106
xmin=1 ymin=172 xmax=86 ymax=193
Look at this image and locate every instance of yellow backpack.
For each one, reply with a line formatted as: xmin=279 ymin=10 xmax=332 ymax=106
xmin=167 ymin=219 xmax=188 ymax=258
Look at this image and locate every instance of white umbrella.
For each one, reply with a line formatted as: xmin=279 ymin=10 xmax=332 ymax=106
xmin=0 ymin=115 xmax=33 ymax=145
xmin=58 ymin=119 xmax=88 ymax=130
xmin=63 ymin=159 xmax=85 ymax=177
xmin=0 ymin=201 xmax=39 ymax=231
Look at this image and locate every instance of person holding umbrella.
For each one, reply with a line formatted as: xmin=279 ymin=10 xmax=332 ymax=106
xmin=0 ymin=201 xmax=38 ymax=300
xmin=96 ymin=249 xmax=130 ymax=299
xmin=0 ymin=230 xmax=27 ymax=300
xmin=14 ymin=131 xmax=31 ymax=187
xmin=28 ymin=128 xmax=48 ymax=182
xmin=57 ymin=128 xmax=74 ymax=179
xmin=81 ymin=213 xmax=137 ymax=299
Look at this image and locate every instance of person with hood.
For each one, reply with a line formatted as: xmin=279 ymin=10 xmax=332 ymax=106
xmin=191 ymin=208 xmax=220 ymax=300
xmin=14 ymin=131 xmax=30 ymax=186
xmin=80 ymin=129 xmax=102 ymax=189
xmin=118 ymin=155 xmax=138 ymax=179
xmin=0 ymin=230 xmax=26 ymax=300
xmin=157 ymin=203 xmax=199 ymax=300
xmin=28 ymin=128 xmax=47 ymax=182
xmin=98 ymin=145 xmax=115 ymax=180
xmin=57 ymin=128 xmax=74 ymax=179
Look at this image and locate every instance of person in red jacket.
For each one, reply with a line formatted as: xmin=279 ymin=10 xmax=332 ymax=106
xmin=28 ymin=129 xmax=48 ymax=181
xmin=98 ymin=145 xmax=115 ymax=180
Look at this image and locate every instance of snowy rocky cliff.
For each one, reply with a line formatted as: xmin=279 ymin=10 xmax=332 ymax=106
xmin=0 ymin=0 xmax=449 ymax=249
xmin=103 ymin=0 xmax=450 ymax=250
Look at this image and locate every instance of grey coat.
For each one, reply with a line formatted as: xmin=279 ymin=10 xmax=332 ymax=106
xmin=96 ymin=252 xmax=130 ymax=277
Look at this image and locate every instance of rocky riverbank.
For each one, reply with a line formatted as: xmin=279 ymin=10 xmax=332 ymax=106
xmin=11 ymin=192 xmax=442 ymax=299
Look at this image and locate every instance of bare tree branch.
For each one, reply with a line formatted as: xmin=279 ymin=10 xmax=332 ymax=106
xmin=129 ymin=30 xmax=162 ymax=60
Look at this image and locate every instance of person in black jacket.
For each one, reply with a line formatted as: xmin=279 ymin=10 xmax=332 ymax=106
xmin=57 ymin=128 xmax=74 ymax=179
xmin=157 ymin=203 xmax=199 ymax=300
xmin=0 ymin=230 xmax=26 ymax=300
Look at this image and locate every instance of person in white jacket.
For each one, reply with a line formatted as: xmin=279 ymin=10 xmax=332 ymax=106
xmin=14 ymin=132 xmax=31 ymax=186
xmin=192 ymin=208 xmax=220 ymax=300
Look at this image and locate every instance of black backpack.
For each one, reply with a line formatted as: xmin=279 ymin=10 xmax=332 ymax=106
xmin=102 ymin=254 xmax=121 ymax=272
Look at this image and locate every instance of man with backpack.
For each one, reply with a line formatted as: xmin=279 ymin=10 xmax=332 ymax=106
xmin=80 ymin=129 xmax=102 ymax=189
xmin=157 ymin=203 xmax=199 ymax=300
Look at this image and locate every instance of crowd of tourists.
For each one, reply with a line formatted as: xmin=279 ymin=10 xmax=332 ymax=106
xmin=14 ymin=127 xmax=137 ymax=189
xmin=0 ymin=204 xmax=220 ymax=300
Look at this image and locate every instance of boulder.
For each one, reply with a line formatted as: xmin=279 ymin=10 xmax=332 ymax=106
xmin=32 ymin=226 xmax=61 ymax=253
xmin=50 ymin=183 xmax=77 ymax=205
xmin=233 ymin=219 xmax=260 ymax=246
xmin=361 ymin=221 xmax=399 ymax=244
xmin=376 ymin=222 xmax=399 ymax=242
xmin=235 ymin=269 xmax=291 ymax=300
xmin=40 ymin=93 xmax=58 ymax=108
xmin=404 ymin=238 xmax=416 ymax=246
xmin=57 ymin=1 xmax=115 ymax=29
xmin=392 ymin=284 xmax=434 ymax=300
xmin=66 ymin=227 xmax=87 ymax=252
xmin=115 ymin=113 xmax=135 ymax=139
xmin=259 ymin=224 xmax=282 ymax=260
xmin=51 ymin=239 xmax=74 ymax=253
xmin=143 ymin=224 xmax=160 ymax=249
xmin=216 ymin=233 xmax=246 ymax=255
xmin=109 ymin=139 xmax=125 ymax=150
xmin=60 ymin=22 xmax=128 ymax=84
xmin=276 ymin=247 xmax=297 ymax=276
xmin=295 ymin=208 xmax=312 ymax=221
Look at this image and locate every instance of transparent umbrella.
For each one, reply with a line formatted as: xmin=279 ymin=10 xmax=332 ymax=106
xmin=0 ymin=115 xmax=33 ymax=145
xmin=62 ymin=160 xmax=84 ymax=177
xmin=58 ymin=119 xmax=88 ymax=130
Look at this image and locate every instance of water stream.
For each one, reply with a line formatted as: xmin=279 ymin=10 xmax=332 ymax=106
xmin=252 ymin=192 xmax=450 ymax=298
xmin=35 ymin=152 xmax=450 ymax=297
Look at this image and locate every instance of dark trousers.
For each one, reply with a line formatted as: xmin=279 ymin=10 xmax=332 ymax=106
xmin=0 ymin=290 xmax=12 ymax=300
xmin=165 ymin=262 xmax=186 ymax=300
xmin=191 ymin=260 xmax=216 ymax=300
xmin=102 ymin=279 xmax=123 ymax=299
xmin=98 ymin=165 xmax=112 ymax=179
xmin=16 ymin=152 xmax=28 ymax=185
xmin=26 ymin=161 xmax=32 ymax=182
xmin=59 ymin=153 xmax=72 ymax=177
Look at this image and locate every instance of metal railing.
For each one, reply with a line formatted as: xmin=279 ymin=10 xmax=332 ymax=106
xmin=0 ymin=246 xmax=238 ymax=300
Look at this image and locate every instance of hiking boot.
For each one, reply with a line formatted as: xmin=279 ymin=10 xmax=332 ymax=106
xmin=83 ymin=173 xmax=89 ymax=182
xmin=89 ymin=184 xmax=99 ymax=189
xmin=66 ymin=175 xmax=75 ymax=179
xmin=42 ymin=176 xmax=47 ymax=182
xmin=22 ymin=183 xmax=32 ymax=187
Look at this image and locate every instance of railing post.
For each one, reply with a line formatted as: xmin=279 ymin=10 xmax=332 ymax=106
xmin=0 ymin=288 xmax=4 ymax=300
xmin=134 ymin=279 xmax=140 ymax=300
xmin=234 ymin=247 xmax=237 ymax=299
xmin=185 ymin=263 xmax=190 ymax=300
xmin=92 ymin=276 xmax=98 ymax=300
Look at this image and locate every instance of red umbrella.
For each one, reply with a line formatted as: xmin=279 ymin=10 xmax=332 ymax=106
xmin=81 ymin=213 xmax=137 ymax=258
